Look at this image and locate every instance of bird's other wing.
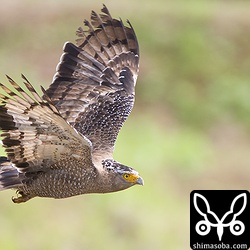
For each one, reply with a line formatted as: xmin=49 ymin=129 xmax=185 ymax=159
xmin=45 ymin=5 xmax=139 ymax=159
xmin=0 ymin=75 xmax=93 ymax=174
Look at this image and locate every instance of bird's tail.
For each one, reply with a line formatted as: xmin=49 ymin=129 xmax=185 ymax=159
xmin=0 ymin=157 xmax=23 ymax=190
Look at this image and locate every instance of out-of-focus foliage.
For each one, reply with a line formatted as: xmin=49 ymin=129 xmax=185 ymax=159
xmin=0 ymin=0 xmax=250 ymax=249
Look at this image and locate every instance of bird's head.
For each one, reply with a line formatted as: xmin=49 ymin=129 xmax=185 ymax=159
xmin=102 ymin=159 xmax=144 ymax=191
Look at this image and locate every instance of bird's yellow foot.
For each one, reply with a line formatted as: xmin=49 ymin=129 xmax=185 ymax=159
xmin=12 ymin=191 xmax=33 ymax=203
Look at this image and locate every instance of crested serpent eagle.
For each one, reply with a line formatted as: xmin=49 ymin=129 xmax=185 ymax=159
xmin=0 ymin=5 xmax=143 ymax=203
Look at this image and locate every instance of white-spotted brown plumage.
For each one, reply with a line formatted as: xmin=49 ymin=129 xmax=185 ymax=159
xmin=0 ymin=5 xmax=143 ymax=203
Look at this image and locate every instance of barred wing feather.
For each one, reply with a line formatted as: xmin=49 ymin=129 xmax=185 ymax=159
xmin=46 ymin=5 xmax=139 ymax=155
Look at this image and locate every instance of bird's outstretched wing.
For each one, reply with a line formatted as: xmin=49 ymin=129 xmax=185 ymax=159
xmin=0 ymin=75 xmax=92 ymax=174
xmin=45 ymin=5 xmax=139 ymax=157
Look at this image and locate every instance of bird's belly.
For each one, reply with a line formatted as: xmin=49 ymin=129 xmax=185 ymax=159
xmin=19 ymin=169 xmax=98 ymax=199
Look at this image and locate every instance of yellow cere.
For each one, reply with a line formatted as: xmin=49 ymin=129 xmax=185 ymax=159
xmin=123 ymin=173 xmax=139 ymax=183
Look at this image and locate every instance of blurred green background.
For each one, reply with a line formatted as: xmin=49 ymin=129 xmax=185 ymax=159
xmin=0 ymin=0 xmax=250 ymax=249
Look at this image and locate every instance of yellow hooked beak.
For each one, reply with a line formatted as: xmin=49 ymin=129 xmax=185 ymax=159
xmin=136 ymin=176 xmax=144 ymax=186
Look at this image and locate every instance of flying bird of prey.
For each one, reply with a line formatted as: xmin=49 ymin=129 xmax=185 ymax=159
xmin=0 ymin=5 xmax=143 ymax=203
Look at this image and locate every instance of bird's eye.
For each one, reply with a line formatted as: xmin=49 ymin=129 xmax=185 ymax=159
xmin=123 ymin=173 xmax=130 ymax=179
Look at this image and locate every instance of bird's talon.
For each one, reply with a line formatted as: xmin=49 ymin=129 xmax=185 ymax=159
xmin=12 ymin=191 xmax=32 ymax=203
